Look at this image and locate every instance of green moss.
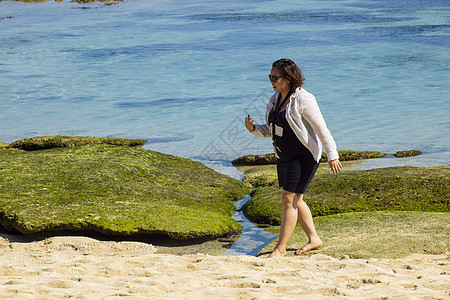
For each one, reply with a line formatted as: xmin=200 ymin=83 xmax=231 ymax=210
xmin=232 ymin=153 xmax=277 ymax=166
xmin=233 ymin=150 xmax=422 ymax=167
xmin=258 ymin=211 xmax=450 ymax=259
xmin=243 ymin=186 xmax=282 ymax=225
xmin=0 ymin=140 xmax=250 ymax=239
xmin=232 ymin=150 xmax=391 ymax=166
xmin=0 ymin=142 xmax=9 ymax=149
xmin=320 ymin=150 xmax=387 ymax=162
xmin=394 ymin=150 xmax=422 ymax=158
xmin=243 ymin=166 xmax=450 ymax=225
xmin=8 ymin=135 xmax=146 ymax=151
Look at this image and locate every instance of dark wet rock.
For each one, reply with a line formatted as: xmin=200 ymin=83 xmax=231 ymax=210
xmin=393 ymin=150 xmax=422 ymax=158
xmin=232 ymin=150 xmax=422 ymax=166
xmin=8 ymin=135 xmax=147 ymax=151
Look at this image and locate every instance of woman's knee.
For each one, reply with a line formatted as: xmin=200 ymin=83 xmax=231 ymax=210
xmin=295 ymin=193 xmax=306 ymax=208
xmin=282 ymin=190 xmax=297 ymax=208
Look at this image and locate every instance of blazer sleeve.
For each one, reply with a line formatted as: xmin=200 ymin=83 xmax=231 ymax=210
xmin=250 ymin=94 xmax=277 ymax=138
xmin=252 ymin=124 xmax=271 ymax=137
xmin=301 ymin=96 xmax=339 ymax=161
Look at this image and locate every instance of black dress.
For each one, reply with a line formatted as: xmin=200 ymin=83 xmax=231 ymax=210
xmin=268 ymin=94 xmax=320 ymax=194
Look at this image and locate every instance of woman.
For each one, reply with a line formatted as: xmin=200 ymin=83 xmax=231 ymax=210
xmin=244 ymin=58 xmax=342 ymax=258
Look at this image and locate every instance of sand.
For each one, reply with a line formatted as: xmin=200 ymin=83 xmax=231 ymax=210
xmin=0 ymin=235 xmax=448 ymax=299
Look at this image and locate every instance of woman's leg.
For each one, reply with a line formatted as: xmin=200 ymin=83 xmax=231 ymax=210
xmin=295 ymin=194 xmax=323 ymax=255
xmin=268 ymin=189 xmax=299 ymax=258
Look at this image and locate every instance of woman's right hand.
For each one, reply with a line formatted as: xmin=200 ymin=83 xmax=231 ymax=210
xmin=328 ymin=159 xmax=342 ymax=175
xmin=245 ymin=115 xmax=255 ymax=132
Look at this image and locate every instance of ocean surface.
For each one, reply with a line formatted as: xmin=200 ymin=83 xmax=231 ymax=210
xmin=1 ymin=0 xmax=449 ymax=179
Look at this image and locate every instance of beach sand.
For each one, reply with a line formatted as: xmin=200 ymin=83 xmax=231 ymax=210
xmin=0 ymin=235 xmax=448 ymax=299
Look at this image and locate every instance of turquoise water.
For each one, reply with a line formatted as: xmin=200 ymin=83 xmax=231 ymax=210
xmin=1 ymin=0 xmax=449 ymax=179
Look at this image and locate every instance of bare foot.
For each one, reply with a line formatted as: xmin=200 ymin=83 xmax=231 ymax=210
xmin=268 ymin=246 xmax=286 ymax=258
xmin=295 ymin=238 xmax=323 ymax=255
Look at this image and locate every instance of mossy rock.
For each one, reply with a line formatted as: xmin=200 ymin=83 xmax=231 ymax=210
xmin=231 ymin=153 xmax=277 ymax=166
xmin=232 ymin=150 xmax=422 ymax=167
xmin=394 ymin=150 xmax=422 ymax=158
xmin=232 ymin=150 xmax=389 ymax=166
xmin=0 ymin=142 xmax=9 ymax=149
xmin=242 ymin=166 xmax=450 ymax=225
xmin=320 ymin=150 xmax=387 ymax=162
xmin=243 ymin=186 xmax=282 ymax=225
xmin=258 ymin=211 xmax=450 ymax=259
xmin=71 ymin=0 xmax=124 ymax=4
xmin=8 ymin=135 xmax=146 ymax=151
xmin=0 ymin=137 xmax=250 ymax=239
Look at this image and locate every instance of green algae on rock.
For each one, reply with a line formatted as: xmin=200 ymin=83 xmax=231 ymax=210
xmin=232 ymin=150 xmax=423 ymax=166
xmin=258 ymin=211 xmax=450 ymax=259
xmin=393 ymin=150 xmax=422 ymax=158
xmin=231 ymin=153 xmax=277 ymax=166
xmin=8 ymin=135 xmax=146 ymax=151
xmin=320 ymin=150 xmax=387 ymax=162
xmin=0 ymin=137 xmax=249 ymax=239
xmin=242 ymin=166 xmax=450 ymax=225
xmin=232 ymin=150 xmax=388 ymax=166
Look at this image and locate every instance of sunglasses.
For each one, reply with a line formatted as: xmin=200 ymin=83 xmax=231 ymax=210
xmin=268 ymin=74 xmax=283 ymax=83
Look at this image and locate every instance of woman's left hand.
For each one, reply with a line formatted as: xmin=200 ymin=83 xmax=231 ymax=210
xmin=328 ymin=159 xmax=342 ymax=175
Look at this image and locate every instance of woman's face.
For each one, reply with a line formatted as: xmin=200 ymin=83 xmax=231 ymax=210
xmin=269 ymin=67 xmax=290 ymax=95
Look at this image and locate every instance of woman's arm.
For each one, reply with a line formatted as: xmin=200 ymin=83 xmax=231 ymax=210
xmin=301 ymin=97 xmax=339 ymax=161
xmin=245 ymin=114 xmax=271 ymax=137
xmin=244 ymin=115 xmax=256 ymax=132
xmin=245 ymin=94 xmax=277 ymax=138
xmin=328 ymin=159 xmax=342 ymax=175
xmin=301 ymin=94 xmax=342 ymax=174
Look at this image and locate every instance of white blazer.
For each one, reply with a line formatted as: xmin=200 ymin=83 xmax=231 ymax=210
xmin=252 ymin=87 xmax=339 ymax=162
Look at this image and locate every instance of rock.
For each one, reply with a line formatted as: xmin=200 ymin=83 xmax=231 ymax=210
xmin=231 ymin=153 xmax=277 ymax=166
xmin=393 ymin=150 xmax=422 ymax=158
xmin=0 ymin=136 xmax=250 ymax=239
xmin=8 ymin=136 xmax=147 ymax=151
xmin=242 ymin=166 xmax=449 ymax=225
xmin=232 ymin=150 xmax=421 ymax=166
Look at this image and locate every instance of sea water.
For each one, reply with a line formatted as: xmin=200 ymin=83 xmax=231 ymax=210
xmin=0 ymin=0 xmax=448 ymax=256
xmin=1 ymin=0 xmax=449 ymax=178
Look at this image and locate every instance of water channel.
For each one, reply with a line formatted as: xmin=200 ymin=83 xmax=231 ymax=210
xmin=220 ymin=195 xmax=278 ymax=256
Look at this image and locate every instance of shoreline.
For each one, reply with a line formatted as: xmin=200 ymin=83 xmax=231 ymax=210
xmin=1 ymin=155 xmax=448 ymax=258
xmin=0 ymin=235 xmax=448 ymax=298
xmin=0 ymin=142 xmax=448 ymax=297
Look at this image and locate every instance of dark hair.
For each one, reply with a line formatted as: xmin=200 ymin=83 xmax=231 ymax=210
xmin=272 ymin=58 xmax=305 ymax=91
